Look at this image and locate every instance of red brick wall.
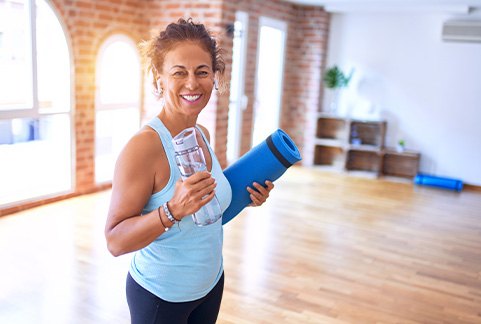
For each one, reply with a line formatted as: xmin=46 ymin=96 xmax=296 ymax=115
xmin=221 ymin=1 xmax=329 ymax=162
xmin=143 ymin=0 xmax=233 ymax=168
xmin=284 ymin=7 xmax=330 ymax=166
xmin=51 ymin=0 xmax=148 ymax=193
xmin=0 ymin=0 xmax=329 ymax=216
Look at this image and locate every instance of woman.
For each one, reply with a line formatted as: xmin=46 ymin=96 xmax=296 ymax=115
xmin=105 ymin=18 xmax=274 ymax=324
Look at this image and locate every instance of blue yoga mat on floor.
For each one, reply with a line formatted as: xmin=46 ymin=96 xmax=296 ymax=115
xmin=414 ymin=173 xmax=463 ymax=192
xmin=222 ymin=129 xmax=302 ymax=225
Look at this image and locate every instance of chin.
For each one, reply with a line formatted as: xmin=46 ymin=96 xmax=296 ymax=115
xmin=182 ymin=106 xmax=205 ymax=116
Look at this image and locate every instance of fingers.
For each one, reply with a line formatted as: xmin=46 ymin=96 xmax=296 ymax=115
xmin=183 ymin=171 xmax=215 ymax=193
xmin=247 ymin=180 xmax=274 ymax=207
xmin=265 ymin=180 xmax=274 ymax=190
xmin=169 ymin=172 xmax=217 ymax=217
xmin=184 ymin=171 xmax=213 ymax=184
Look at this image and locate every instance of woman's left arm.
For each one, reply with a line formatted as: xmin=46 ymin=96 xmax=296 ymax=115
xmin=198 ymin=124 xmax=274 ymax=207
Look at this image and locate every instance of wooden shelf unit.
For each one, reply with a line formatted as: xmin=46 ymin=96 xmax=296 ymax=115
xmin=349 ymin=120 xmax=386 ymax=147
xmin=381 ymin=149 xmax=420 ymax=178
xmin=314 ymin=145 xmax=345 ymax=168
xmin=314 ymin=114 xmax=420 ymax=178
xmin=346 ymin=149 xmax=382 ymax=173
xmin=316 ymin=116 xmax=348 ymax=140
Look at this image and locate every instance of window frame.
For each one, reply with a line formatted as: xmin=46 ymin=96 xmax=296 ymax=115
xmin=0 ymin=0 xmax=75 ymax=206
xmin=94 ymin=33 xmax=142 ymax=184
xmin=95 ymin=33 xmax=143 ymax=112
xmin=0 ymin=0 xmax=73 ymax=120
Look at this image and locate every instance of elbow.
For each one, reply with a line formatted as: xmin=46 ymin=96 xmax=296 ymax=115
xmin=105 ymin=232 xmax=126 ymax=257
xmin=107 ymin=242 xmax=123 ymax=257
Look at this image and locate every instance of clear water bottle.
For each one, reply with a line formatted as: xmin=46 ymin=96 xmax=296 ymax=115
xmin=172 ymin=127 xmax=222 ymax=226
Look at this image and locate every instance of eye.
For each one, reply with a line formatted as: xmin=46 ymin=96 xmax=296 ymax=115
xmin=172 ymin=70 xmax=186 ymax=77
xmin=197 ymin=70 xmax=210 ymax=77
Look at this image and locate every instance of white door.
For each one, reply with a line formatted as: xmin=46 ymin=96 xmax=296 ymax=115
xmin=251 ymin=17 xmax=287 ymax=146
xmin=227 ymin=11 xmax=249 ymax=163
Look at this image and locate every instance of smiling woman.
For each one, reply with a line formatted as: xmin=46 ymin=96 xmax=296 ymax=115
xmin=159 ymin=42 xmax=215 ymax=118
xmin=104 ymin=18 xmax=274 ymax=324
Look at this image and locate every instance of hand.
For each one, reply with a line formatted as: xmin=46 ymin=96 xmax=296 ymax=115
xmin=168 ymin=171 xmax=217 ymax=219
xmin=247 ymin=180 xmax=274 ymax=207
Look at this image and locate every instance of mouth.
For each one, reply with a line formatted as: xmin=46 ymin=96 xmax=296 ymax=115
xmin=180 ymin=94 xmax=202 ymax=103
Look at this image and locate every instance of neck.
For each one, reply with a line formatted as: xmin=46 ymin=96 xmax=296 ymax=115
xmin=158 ymin=109 xmax=197 ymax=138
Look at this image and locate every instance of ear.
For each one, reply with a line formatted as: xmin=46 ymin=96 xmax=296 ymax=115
xmin=152 ymin=64 xmax=159 ymax=76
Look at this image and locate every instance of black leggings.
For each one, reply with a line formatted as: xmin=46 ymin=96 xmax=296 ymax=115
xmin=126 ymin=272 xmax=224 ymax=324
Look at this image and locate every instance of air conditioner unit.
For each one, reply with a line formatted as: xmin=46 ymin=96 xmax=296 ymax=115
xmin=442 ymin=20 xmax=481 ymax=43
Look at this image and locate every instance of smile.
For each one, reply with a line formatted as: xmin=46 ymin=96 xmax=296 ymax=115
xmin=180 ymin=94 xmax=202 ymax=102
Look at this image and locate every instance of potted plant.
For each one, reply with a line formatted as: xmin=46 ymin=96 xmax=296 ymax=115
xmin=323 ymin=66 xmax=354 ymax=114
xmin=397 ymin=139 xmax=406 ymax=152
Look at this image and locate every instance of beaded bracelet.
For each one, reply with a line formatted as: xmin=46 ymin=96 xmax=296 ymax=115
xmin=163 ymin=202 xmax=180 ymax=224
xmin=157 ymin=206 xmax=170 ymax=232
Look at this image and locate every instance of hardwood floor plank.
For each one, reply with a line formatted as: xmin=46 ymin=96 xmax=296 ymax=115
xmin=1 ymin=166 xmax=481 ymax=323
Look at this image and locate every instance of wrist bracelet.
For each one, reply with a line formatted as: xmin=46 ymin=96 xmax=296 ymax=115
xmin=163 ymin=202 xmax=178 ymax=224
xmin=157 ymin=206 xmax=169 ymax=232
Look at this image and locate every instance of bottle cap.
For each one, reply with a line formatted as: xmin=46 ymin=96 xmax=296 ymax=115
xmin=172 ymin=127 xmax=199 ymax=153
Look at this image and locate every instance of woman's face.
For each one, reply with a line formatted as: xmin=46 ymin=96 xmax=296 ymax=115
xmin=159 ymin=41 xmax=215 ymax=117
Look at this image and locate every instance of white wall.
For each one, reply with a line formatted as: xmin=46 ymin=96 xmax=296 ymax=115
xmin=326 ymin=11 xmax=481 ymax=185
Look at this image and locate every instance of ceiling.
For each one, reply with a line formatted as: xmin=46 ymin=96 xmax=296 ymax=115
xmin=282 ymin=0 xmax=481 ymax=13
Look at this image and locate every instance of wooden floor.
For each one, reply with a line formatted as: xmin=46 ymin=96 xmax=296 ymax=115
xmin=1 ymin=166 xmax=481 ymax=324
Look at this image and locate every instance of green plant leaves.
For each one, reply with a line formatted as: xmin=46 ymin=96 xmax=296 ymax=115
xmin=323 ymin=66 xmax=353 ymax=89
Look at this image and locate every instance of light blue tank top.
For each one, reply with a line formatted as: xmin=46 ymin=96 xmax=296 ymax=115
xmin=129 ymin=117 xmax=232 ymax=302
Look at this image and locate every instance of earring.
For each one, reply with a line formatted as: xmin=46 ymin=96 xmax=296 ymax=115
xmin=214 ymin=79 xmax=219 ymax=91
xmin=153 ymin=86 xmax=163 ymax=97
xmin=154 ymin=79 xmax=163 ymax=96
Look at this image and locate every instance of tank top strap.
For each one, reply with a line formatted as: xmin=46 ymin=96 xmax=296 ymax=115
xmin=146 ymin=118 xmax=218 ymax=172
xmin=146 ymin=117 xmax=178 ymax=170
xmin=194 ymin=125 xmax=215 ymax=157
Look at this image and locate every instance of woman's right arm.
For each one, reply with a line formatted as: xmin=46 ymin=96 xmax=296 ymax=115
xmin=105 ymin=130 xmax=166 ymax=256
xmin=104 ymin=129 xmax=218 ymax=257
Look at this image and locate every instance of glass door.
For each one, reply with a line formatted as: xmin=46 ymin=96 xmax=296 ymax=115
xmin=251 ymin=17 xmax=287 ymax=146
xmin=227 ymin=11 xmax=249 ymax=164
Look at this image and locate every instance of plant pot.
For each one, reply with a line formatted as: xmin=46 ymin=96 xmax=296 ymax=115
xmin=327 ymin=88 xmax=340 ymax=114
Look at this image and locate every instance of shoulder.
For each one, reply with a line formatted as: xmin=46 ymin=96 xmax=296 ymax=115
xmin=116 ymin=126 xmax=165 ymax=169
xmin=196 ymin=124 xmax=211 ymax=143
xmin=128 ymin=126 xmax=162 ymax=152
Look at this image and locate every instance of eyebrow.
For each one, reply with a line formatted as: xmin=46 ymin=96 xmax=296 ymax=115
xmin=169 ymin=64 xmax=211 ymax=71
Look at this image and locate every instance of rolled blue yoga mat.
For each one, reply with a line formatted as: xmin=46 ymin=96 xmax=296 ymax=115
xmin=222 ymin=129 xmax=302 ymax=225
xmin=414 ymin=173 xmax=463 ymax=192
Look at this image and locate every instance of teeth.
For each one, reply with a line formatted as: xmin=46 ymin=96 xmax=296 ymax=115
xmin=182 ymin=95 xmax=201 ymax=102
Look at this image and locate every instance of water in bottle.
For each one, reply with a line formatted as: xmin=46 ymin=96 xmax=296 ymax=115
xmin=172 ymin=127 xmax=222 ymax=226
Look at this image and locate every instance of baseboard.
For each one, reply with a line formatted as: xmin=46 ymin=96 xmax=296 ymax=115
xmin=464 ymin=183 xmax=481 ymax=192
xmin=0 ymin=183 xmax=112 ymax=217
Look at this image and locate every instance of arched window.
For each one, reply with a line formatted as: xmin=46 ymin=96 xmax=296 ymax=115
xmin=0 ymin=0 xmax=72 ymax=206
xmin=95 ymin=35 xmax=141 ymax=183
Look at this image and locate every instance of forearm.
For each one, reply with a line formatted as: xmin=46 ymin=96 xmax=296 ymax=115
xmin=106 ymin=207 xmax=173 ymax=256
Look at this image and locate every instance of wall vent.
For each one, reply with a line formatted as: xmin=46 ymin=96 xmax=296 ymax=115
xmin=442 ymin=20 xmax=481 ymax=43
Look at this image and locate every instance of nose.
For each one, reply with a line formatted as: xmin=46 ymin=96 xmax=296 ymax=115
xmin=185 ymin=74 xmax=199 ymax=90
